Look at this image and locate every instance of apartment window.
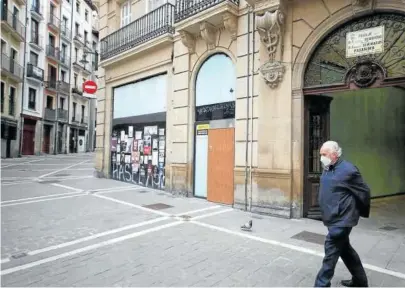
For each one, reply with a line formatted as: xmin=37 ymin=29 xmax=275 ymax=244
xmin=50 ymin=4 xmax=55 ymax=16
xmin=31 ymin=19 xmax=39 ymax=44
xmin=147 ymin=0 xmax=166 ymax=12
xmin=61 ymin=70 xmax=66 ymax=82
xmin=60 ymin=97 xmax=65 ymax=109
xmin=9 ymin=87 xmax=15 ymax=116
xmin=30 ymin=52 xmax=39 ymax=66
xmin=84 ymin=31 xmax=88 ymax=43
xmin=1 ymin=82 xmax=4 ymax=113
xmin=62 ymin=16 xmax=68 ymax=30
xmin=46 ymin=96 xmax=53 ymax=109
xmin=28 ymin=88 xmax=36 ymax=110
xmin=74 ymin=74 xmax=78 ymax=86
xmin=75 ymin=23 xmax=79 ymax=36
xmin=1 ymin=39 xmax=6 ymax=54
xmin=73 ymin=102 xmax=77 ymax=117
xmin=76 ymin=1 xmax=80 ymax=13
xmin=85 ymin=10 xmax=88 ymax=21
xmin=74 ymin=48 xmax=78 ymax=62
xmin=120 ymin=1 xmax=131 ymax=27
xmin=49 ymin=34 xmax=56 ymax=47
xmin=81 ymin=105 xmax=85 ymax=121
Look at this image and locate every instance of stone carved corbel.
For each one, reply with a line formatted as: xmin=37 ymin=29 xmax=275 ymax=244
xmin=200 ymin=22 xmax=217 ymax=50
xmin=179 ymin=31 xmax=195 ymax=54
xmin=222 ymin=12 xmax=238 ymax=41
xmin=256 ymin=9 xmax=285 ymax=60
xmin=259 ymin=61 xmax=285 ymax=89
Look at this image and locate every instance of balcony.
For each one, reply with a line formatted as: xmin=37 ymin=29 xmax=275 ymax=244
xmin=100 ymin=3 xmax=175 ymax=62
xmin=1 ymin=9 xmax=26 ymax=42
xmin=58 ymin=81 xmax=70 ymax=94
xmin=60 ymin=54 xmax=70 ymax=67
xmin=48 ymin=13 xmax=60 ymax=31
xmin=1 ymin=53 xmax=23 ymax=82
xmin=58 ymin=108 xmax=68 ymax=122
xmin=44 ymin=79 xmax=58 ymax=91
xmin=71 ymin=86 xmax=84 ymax=97
xmin=73 ymin=33 xmax=84 ymax=47
xmin=72 ymin=61 xmax=83 ymax=71
xmin=174 ymin=0 xmax=238 ymax=41
xmin=29 ymin=33 xmax=44 ymax=51
xmin=44 ymin=108 xmax=57 ymax=121
xmin=27 ymin=63 xmax=44 ymax=82
xmin=84 ymin=40 xmax=92 ymax=52
xmin=30 ymin=4 xmax=44 ymax=21
xmin=61 ymin=25 xmax=71 ymax=40
xmin=46 ymin=45 xmax=60 ymax=62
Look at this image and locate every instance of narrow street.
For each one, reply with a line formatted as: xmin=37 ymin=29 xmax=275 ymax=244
xmin=1 ymin=154 xmax=404 ymax=287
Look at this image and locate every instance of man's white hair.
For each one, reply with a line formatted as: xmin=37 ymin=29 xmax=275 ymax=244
xmin=322 ymin=141 xmax=342 ymax=157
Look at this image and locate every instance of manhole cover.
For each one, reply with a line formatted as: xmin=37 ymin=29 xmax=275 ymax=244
xmin=291 ymin=231 xmax=325 ymax=245
xmin=55 ymin=173 xmax=70 ymax=177
xmin=11 ymin=252 xmax=27 ymax=259
xmin=379 ymin=225 xmax=398 ymax=231
xmin=143 ymin=203 xmax=173 ymax=210
xmin=39 ymin=180 xmax=61 ymax=184
xmin=178 ymin=215 xmax=191 ymax=221
xmin=138 ymin=190 xmax=148 ymax=193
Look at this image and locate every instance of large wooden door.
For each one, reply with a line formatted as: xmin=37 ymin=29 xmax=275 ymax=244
xmin=22 ymin=122 xmax=36 ymax=155
xmin=304 ymin=95 xmax=332 ymax=220
xmin=43 ymin=125 xmax=51 ymax=154
xmin=207 ymin=128 xmax=235 ymax=205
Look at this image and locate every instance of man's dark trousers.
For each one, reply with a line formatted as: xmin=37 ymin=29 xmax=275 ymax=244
xmin=314 ymin=226 xmax=368 ymax=287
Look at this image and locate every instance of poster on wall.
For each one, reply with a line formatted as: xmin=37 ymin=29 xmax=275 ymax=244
xmin=135 ymin=131 xmax=142 ymax=140
xmin=152 ymin=138 xmax=158 ymax=150
xmin=111 ymin=138 xmax=117 ymax=152
xmin=159 ymin=128 xmax=165 ymax=136
xmin=158 ymin=151 xmax=165 ymax=163
xmin=133 ymin=139 xmax=138 ymax=151
xmin=144 ymin=126 xmax=158 ymax=136
xmin=128 ymin=126 xmax=134 ymax=138
xmin=111 ymin=152 xmax=117 ymax=163
xmin=126 ymin=138 xmax=133 ymax=152
xmin=120 ymin=131 xmax=125 ymax=141
xmin=143 ymin=135 xmax=151 ymax=155
xmin=138 ymin=140 xmax=143 ymax=153
xmin=152 ymin=151 xmax=158 ymax=165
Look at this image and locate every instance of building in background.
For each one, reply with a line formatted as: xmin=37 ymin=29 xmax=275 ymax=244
xmin=8 ymin=0 xmax=99 ymax=158
xmin=1 ymin=0 xmax=26 ymax=158
xmin=95 ymin=0 xmax=405 ymax=219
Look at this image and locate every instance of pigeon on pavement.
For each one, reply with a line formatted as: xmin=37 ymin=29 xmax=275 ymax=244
xmin=241 ymin=220 xmax=252 ymax=231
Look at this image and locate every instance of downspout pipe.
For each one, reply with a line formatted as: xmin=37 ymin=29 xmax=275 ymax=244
xmin=244 ymin=6 xmax=252 ymax=212
xmin=18 ymin=1 xmax=29 ymax=157
xmin=249 ymin=12 xmax=255 ymax=211
xmin=66 ymin=0 xmax=74 ymax=154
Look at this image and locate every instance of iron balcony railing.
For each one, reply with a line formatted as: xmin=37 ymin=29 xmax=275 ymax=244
xmin=1 ymin=53 xmax=23 ymax=79
xmin=46 ymin=45 xmax=60 ymax=60
xmin=1 ymin=9 xmax=26 ymax=40
xmin=100 ymin=3 xmax=175 ymax=60
xmin=61 ymin=25 xmax=71 ymax=39
xmin=58 ymin=108 xmax=68 ymax=121
xmin=44 ymin=108 xmax=57 ymax=121
xmin=45 ymin=78 xmax=58 ymax=90
xmin=58 ymin=81 xmax=70 ymax=94
xmin=48 ymin=13 xmax=60 ymax=29
xmin=27 ymin=63 xmax=44 ymax=81
xmin=72 ymin=86 xmax=83 ymax=96
xmin=175 ymin=0 xmax=239 ymax=23
xmin=31 ymin=4 xmax=42 ymax=17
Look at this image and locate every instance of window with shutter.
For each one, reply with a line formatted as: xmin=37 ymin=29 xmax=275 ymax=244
xmin=120 ymin=1 xmax=131 ymax=27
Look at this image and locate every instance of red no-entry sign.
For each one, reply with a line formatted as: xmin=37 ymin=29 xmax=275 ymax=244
xmin=83 ymin=80 xmax=97 ymax=94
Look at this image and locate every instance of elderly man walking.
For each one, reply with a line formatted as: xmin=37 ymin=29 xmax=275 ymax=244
xmin=314 ymin=141 xmax=371 ymax=287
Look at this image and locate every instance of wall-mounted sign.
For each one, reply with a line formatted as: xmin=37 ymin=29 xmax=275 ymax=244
xmin=346 ymin=26 xmax=384 ymax=58
xmin=197 ymin=124 xmax=210 ymax=131
xmin=83 ymin=80 xmax=98 ymax=94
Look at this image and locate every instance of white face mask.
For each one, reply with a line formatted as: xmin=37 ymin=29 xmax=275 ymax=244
xmin=320 ymin=155 xmax=332 ymax=168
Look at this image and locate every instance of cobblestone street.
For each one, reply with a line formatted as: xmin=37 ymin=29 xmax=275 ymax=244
xmin=1 ymin=154 xmax=405 ymax=286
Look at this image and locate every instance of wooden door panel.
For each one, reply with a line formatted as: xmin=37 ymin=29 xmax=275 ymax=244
xmin=207 ymin=128 xmax=234 ymax=205
xmin=22 ymin=124 xmax=35 ymax=155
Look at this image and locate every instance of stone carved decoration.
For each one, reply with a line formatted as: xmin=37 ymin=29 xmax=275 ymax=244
xmin=179 ymin=31 xmax=195 ymax=54
xmin=351 ymin=0 xmax=371 ymax=7
xmin=349 ymin=62 xmax=382 ymax=88
xmin=223 ymin=12 xmax=238 ymax=41
xmin=256 ymin=9 xmax=285 ymax=60
xmin=200 ymin=22 xmax=217 ymax=50
xmin=259 ymin=61 xmax=285 ymax=88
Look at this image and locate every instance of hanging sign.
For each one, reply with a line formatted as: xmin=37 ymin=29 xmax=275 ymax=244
xmin=82 ymin=80 xmax=98 ymax=94
xmin=196 ymin=123 xmax=209 ymax=135
xmin=346 ymin=26 xmax=384 ymax=58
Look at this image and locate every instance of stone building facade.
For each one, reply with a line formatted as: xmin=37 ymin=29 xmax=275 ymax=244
xmin=95 ymin=0 xmax=405 ymax=219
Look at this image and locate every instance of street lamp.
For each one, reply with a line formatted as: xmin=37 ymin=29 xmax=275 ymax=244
xmin=79 ymin=51 xmax=99 ymax=71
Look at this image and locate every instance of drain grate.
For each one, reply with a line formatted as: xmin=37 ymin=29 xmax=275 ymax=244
xmin=39 ymin=180 xmax=61 ymax=184
xmin=11 ymin=252 xmax=27 ymax=259
xmin=143 ymin=203 xmax=173 ymax=210
xmin=379 ymin=225 xmax=398 ymax=231
xmin=291 ymin=231 xmax=325 ymax=245
xmin=138 ymin=190 xmax=148 ymax=193
xmin=178 ymin=215 xmax=191 ymax=221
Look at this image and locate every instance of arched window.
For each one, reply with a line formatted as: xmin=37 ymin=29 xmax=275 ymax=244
xmin=195 ymin=53 xmax=236 ymax=107
xmin=304 ymin=13 xmax=405 ymax=89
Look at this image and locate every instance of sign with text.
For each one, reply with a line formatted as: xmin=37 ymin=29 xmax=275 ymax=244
xmin=82 ymin=80 xmax=98 ymax=94
xmin=346 ymin=26 xmax=384 ymax=58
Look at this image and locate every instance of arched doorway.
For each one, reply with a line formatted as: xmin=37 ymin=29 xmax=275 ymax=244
xmin=193 ymin=53 xmax=236 ymax=205
xmin=303 ymin=13 xmax=405 ymax=219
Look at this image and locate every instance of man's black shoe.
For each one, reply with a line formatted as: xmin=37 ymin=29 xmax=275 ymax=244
xmin=341 ymin=279 xmax=368 ymax=287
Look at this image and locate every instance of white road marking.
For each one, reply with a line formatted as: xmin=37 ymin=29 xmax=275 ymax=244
xmin=38 ymin=160 xmax=90 ymax=178
xmin=1 ymin=176 xmax=94 ymax=186
xmin=1 ymin=194 xmax=84 ymax=207
xmin=95 ymin=187 xmax=145 ymax=194
xmin=28 ymin=217 xmax=169 ymax=256
xmin=191 ymin=208 xmax=233 ymax=220
xmin=92 ymin=194 xmax=170 ymax=216
xmin=192 ymin=221 xmax=405 ymax=280
xmin=1 ymin=191 xmax=83 ymax=204
xmin=51 ymin=183 xmax=83 ymax=192
xmin=1 ymin=258 xmax=10 ymax=264
xmin=1 ymin=159 xmax=43 ymax=168
xmin=175 ymin=205 xmax=221 ymax=216
xmin=2 ymin=168 xmax=95 ymax=172
xmin=0 ymin=221 xmax=182 ymax=276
